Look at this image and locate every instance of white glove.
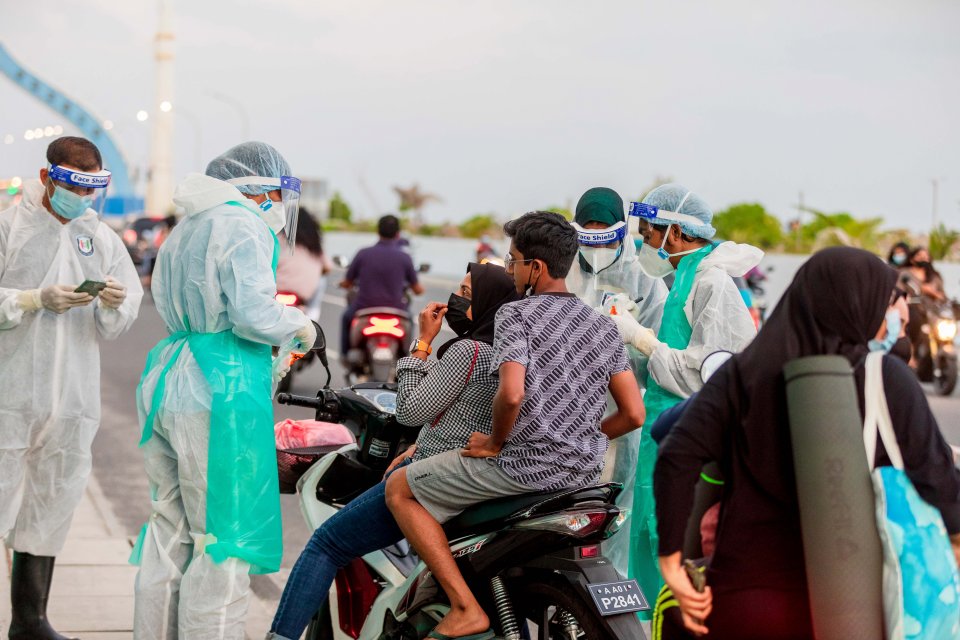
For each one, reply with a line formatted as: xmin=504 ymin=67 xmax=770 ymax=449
xmin=603 ymin=293 xmax=641 ymax=320
xmin=272 ymin=351 xmax=293 ymax=384
xmin=28 ymin=285 xmax=94 ymax=314
xmin=293 ymin=321 xmax=317 ymax=355
xmin=609 ymin=312 xmax=661 ymax=357
xmin=16 ymin=290 xmax=42 ymax=313
xmin=98 ymin=276 xmax=127 ymax=310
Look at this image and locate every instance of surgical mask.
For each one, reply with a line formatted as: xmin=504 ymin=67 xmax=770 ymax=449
xmin=636 ymin=225 xmax=701 ymax=279
xmin=522 ymin=263 xmax=541 ymax=296
xmin=580 ymin=246 xmax=621 ymax=273
xmin=891 ymin=253 xmax=906 ymax=266
xmin=445 ymin=293 xmax=473 ymax=336
xmin=259 ymin=198 xmax=285 ymax=235
xmin=48 ymin=182 xmax=94 ymax=220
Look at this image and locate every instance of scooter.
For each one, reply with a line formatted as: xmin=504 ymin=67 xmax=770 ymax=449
xmin=345 ymin=306 xmax=413 ymax=384
xmin=902 ymin=275 xmax=959 ymax=396
xmin=275 ymin=327 xmax=649 ymax=640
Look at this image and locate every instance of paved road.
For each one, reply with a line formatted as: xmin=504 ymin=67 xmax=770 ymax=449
xmin=92 ymin=271 xmax=960 ymax=603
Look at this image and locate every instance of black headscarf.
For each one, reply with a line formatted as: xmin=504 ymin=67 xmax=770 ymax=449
xmin=720 ymin=247 xmax=898 ymax=514
xmin=435 ymin=262 xmax=520 ymax=359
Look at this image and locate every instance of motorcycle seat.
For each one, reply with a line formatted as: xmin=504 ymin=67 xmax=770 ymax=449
xmin=355 ymin=306 xmax=412 ymax=320
xmin=442 ymin=485 xmax=614 ymax=540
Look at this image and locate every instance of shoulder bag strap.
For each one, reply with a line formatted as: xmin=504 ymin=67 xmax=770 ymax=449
xmin=863 ymin=351 xmax=905 ymax=470
xmin=429 ymin=341 xmax=481 ymax=429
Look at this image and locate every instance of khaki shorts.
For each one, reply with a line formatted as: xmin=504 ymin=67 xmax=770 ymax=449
xmin=405 ymin=450 xmax=530 ymax=523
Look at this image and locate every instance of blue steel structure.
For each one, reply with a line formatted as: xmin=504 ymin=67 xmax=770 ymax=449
xmin=0 ymin=42 xmax=142 ymax=215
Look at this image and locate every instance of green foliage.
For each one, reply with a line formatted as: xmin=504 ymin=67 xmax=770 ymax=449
xmin=798 ymin=209 xmax=885 ymax=252
xmin=328 ymin=191 xmax=353 ymax=223
xmin=712 ymin=203 xmax=784 ymax=249
xmin=929 ymin=224 xmax=960 ymax=261
xmin=459 ymin=214 xmax=500 ymax=238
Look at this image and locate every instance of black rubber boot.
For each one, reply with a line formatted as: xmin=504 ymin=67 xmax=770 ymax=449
xmin=8 ymin=552 xmax=79 ymax=640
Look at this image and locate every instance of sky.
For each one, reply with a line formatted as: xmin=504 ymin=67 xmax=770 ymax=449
xmin=1 ymin=0 xmax=959 ymax=231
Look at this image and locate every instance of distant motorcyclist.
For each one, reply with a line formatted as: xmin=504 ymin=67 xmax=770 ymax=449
xmin=338 ymin=214 xmax=425 ymax=353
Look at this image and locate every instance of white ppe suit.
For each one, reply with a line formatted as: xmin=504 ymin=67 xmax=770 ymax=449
xmin=646 ymin=241 xmax=761 ymax=397
xmin=0 ymin=181 xmax=142 ymax=556
xmin=132 ymin=174 xmax=308 ymax=640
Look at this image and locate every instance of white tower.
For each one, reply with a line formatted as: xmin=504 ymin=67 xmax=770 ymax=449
xmin=145 ymin=0 xmax=175 ymax=215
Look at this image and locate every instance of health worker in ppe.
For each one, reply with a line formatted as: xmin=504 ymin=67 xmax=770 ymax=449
xmin=565 ymin=187 xmax=667 ymax=578
xmin=0 ymin=136 xmax=142 ymax=640
xmin=132 ymin=141 xmax=316 ymax=640
xmin=611 ymin=183 xmax=761 ymax=612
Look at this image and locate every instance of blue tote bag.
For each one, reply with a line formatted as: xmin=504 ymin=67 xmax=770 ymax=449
xmin=863 ymin=352 xmax=960 ymax=639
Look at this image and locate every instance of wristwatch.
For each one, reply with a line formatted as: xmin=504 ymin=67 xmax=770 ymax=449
xmin=410 ymin=338 xmax=432 ymax=355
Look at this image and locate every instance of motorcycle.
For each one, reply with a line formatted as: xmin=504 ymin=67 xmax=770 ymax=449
xmin=902 ymin=275 xmax=959 ymax=396
xmin=274 ymin=291 xmax=318 ymax=394
xmin=275 ymin=328 xmax=649 ymax=640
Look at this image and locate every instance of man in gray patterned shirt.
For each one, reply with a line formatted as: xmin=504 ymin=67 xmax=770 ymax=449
xmin=386 ymin=211 xmax=646 ymax=639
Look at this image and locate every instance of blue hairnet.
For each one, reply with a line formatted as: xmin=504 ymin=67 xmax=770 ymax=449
xmin=641 ymin=183 xmax=716 ymax=240
xmin=205 ymin=141 xmax=292 ymax=196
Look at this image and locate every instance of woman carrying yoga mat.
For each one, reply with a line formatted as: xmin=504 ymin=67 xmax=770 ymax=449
xmin=652 ymin=247 xmax=960 ymax=639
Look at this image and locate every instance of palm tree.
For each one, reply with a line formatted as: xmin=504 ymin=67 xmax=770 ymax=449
xmin=393 ymin=184 xmax=442 ymax=227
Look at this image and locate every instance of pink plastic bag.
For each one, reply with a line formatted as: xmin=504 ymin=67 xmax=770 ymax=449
xmin=274 ymin=419 xmax=354 ymax=450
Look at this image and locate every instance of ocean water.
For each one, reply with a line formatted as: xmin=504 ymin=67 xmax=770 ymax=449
xmin=323 ymin=232 xmax=960 ymax=311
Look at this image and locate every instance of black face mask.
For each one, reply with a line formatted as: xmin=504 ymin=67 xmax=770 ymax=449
xmin=445 ymin=293 xmax=473 ymax=336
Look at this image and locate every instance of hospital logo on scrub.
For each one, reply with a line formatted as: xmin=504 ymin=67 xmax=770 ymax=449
xmin=76 ymin=235 xmax=94 ymax=256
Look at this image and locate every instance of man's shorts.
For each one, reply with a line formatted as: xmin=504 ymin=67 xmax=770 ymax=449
xmin=405 ymin=450 xmax=530 ymax=523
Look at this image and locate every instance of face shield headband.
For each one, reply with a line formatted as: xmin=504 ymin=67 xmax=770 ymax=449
xmin=226 ymin=175 xmax=302 ymax=251
xmin=628 ymin=201 xmax=709 ymax=259
xmin=47 ymin=164 xmax=112 ymax=217
xmin=571 ymin=221 xmax=627 ymax=246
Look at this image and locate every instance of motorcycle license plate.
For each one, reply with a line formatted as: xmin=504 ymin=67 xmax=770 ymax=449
xmin=372 ymin=347 xmax=394 ymax=361
xmin=586 ymin=579 xmax=649 ymax=616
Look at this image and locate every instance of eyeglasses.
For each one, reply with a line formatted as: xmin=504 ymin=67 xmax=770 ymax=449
xmin=504 ymin=254 xmax=534 ymax=269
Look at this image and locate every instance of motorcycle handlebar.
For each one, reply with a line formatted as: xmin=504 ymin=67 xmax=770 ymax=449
xmin=276 ymin=393 xmax=324 ymax=409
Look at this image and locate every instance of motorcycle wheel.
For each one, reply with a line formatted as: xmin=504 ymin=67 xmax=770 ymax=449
xmin=304 ymin=601 xmax=333 ymax=640
xmin=515 ymin=579 xmax=612 ymax=640
xmin=934 ymin=356 xmax=958 ymax=396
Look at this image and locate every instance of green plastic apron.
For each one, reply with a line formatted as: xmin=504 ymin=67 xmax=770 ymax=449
xmin=131 ymin=218 xmax=283 ymax=575
xmin=629 ymin=244 xmax=714 ymax=613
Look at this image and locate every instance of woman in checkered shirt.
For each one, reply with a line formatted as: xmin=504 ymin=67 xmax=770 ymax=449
xmin=268 ymin=263 xmax=519 ymax=640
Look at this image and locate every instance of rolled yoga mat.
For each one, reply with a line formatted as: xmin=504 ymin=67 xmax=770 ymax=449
xmin=784 ymin=355 xmax=884 ymax=640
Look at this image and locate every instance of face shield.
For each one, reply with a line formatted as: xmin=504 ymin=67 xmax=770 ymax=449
xmin=566 ymin=220 xmax=642 ymax=309
xmin=226 ymin=175 xmax=302 ymax=251
xmin=46 ymin=164 xmax=111 ymax=218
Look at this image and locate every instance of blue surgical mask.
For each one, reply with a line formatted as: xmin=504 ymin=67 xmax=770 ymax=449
xmin=869 ymin=309 xmax=902 ymax=353
xmin=49 ymin=182 xmax=94 ymax=220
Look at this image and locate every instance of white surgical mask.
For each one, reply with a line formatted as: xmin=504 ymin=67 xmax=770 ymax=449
xmin=580 ymin=246 xmax=621 ymax=273
xmin=636 ymin=224 xmax=701 ymax=279
xmin=258 ymin=198 xmax=285 ymax=235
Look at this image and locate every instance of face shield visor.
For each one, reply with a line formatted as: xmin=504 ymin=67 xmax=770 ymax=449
xmin=226 ymin=175 xmax=302 ymax=251
xmin=46 ymin=164 xmax=111 ymax=218
xmin=566 ymin=220 xmax=642 ymax=309
xmin=572 ymin=221 xmax=627 ymax=273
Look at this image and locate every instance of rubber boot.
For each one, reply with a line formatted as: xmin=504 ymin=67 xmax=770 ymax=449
xmin=8 ymin=552 xmax=79 ymax=640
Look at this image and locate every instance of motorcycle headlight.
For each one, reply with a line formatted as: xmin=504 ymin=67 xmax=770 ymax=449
xmin=936 ymin=319 xmax=957 ymax=342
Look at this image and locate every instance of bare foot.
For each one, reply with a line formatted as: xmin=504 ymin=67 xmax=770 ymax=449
xmin=433 ymin=604 xmax=490 ymax=637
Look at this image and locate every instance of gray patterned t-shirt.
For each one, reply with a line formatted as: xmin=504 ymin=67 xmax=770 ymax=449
xmin=491 ymin=293 xmax=631 ymax=490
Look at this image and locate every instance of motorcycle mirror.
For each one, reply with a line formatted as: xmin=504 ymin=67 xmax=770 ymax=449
xmin=333 ymin=255 xmax=349 ymax=269
xmin=310 ymin=321 xmax=333 ymax=388
xmin=699 ymin=350 xmax=733 ymax=384
xmin=418 ymin=263 xmax=431 ymax=274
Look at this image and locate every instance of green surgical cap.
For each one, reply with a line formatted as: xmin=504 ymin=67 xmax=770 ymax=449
xmin=574 ymin=187 xmax=624 ymax=227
